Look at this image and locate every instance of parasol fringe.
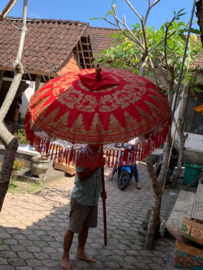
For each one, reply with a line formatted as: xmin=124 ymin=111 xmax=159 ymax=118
xmin=111 ymin=150 xmax=115 ymax=167
xmin=95 ymin=151 xmax=101 ymax=167
xmin=114 ymin=151 xmax=119 ymax=168
xmin=76 ymin=150 xmax=80 ymax=167
xmin=85 ymin=151 xmax=89 ymax=168
xmin=65 ymin=149 xmax=69 ymax=165
xmin=23 ymin=112 xmax=171 ymax=168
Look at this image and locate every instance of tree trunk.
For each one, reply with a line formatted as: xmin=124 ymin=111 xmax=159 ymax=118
xmin=173 ymin=87 xmax=189 ymax=186
xmin=145 ymin=155 xmax=162 ymax=250
xmin=139 ymin=57 xmax=148 ymax=77
xmin=0 ymin=137 xmax=18 ymax=212
xmin=145 ymin=133 xmax=170 ymax=250
xmin=0 ymin=0 xmax=28 ymax=212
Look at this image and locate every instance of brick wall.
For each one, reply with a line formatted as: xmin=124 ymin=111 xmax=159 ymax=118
xmin=57 ymin=53 xmax=81 ymax=76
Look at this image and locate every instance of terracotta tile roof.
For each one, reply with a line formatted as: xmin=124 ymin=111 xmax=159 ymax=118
xmin=0 ymin=17 xmax=88 ymax=75
xmin=87 ymin=26 xmax=120 ymax=57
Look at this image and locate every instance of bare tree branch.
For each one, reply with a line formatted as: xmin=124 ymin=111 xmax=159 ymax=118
xmin=102 ymin=17 xmax=118 ymax=28
xmin=148 ymin=58 xmax=164 ymax=87
xmin=144 ymin=0 xmax=161 ymax=25
xmin=110 ymin=5 xmax=145 ymax=51
xmin=0 ymin=0 xmax=18 ymax=20
xmin=0 ymin=0 xmax=28 ymax=123
xmin=123 ymin=15 xmax=145 ymax=50
xmin=141 ymin=17 xmax=148 ymax=58
xmin=125 ymin=0 xmax=142 ymax=20
xmin=151 ymin=57 xmax=169 ymax=83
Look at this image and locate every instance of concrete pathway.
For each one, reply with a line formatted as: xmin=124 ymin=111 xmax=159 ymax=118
xmin=0 ymin=162 xmax=193 ymax=270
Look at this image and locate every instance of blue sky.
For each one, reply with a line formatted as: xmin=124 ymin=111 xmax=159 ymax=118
xmin=0 ymin=0 xmax=199 ymax=30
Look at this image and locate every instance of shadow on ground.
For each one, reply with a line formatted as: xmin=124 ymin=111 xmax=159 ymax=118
xmin=0 ymin=163 xmax=196 ymax=270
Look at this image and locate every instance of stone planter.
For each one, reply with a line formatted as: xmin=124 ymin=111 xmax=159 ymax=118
xmin=31 ymin=156 xmax=49 ymax=179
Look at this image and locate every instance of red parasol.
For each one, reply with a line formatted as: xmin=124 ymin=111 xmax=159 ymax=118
xmin=24 ymin=67 xmax=171 ymax=245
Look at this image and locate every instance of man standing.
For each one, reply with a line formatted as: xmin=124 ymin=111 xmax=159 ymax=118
xmin=61 ymin=145 xmax=105 ymax=270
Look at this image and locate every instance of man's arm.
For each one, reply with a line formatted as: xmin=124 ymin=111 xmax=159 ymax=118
xmin=77 ymin=167 xmax=99 ymax=182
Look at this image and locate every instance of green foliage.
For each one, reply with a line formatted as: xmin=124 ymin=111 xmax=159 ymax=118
xmin=188 ymin=76 xmax=203 ymax=95
xmin=95 ymin=9 xmax=202 ymax=93
xmin=15 ymin=129 xmax=28 ymax=145
xmin=0 ymin=158 xmax=25 ymax=177
xmin=12 ymin=158 xmax=25 ymax=176
xmin=8 ymin=179 xmax=44 ymax=195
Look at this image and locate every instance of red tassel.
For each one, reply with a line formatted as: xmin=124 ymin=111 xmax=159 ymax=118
xmin=81 ymin=151 xmax=85 ymax=168
xmin=68 ymin=149 xmax=73 ymax=165
xmin=50 ymin=144 xmax=55 ymax=160
xmin=122 ymin=148 xmax=128 ymax=163
xmin=55 ymin=145 xmax=59 ymax=160
xmin=76 ymin=150 xmax=80 ymax=167
xmin=92 ymin=150 xmax=97 ymax=168
xmin=72 ymin=150 xmax=76 ymax=165
xmin=84 ymin=151 xmax=89 ymax=168
xmin=111 ymin=150 xmax=115 ymax=167
xmin=99 ymin=151 xmax=104 ymax=167
xmin=114 ymin=151 xmax=118 ymax=168
xmin=65 ymin=149 xmax=69 ymax=165
xmin=106 ymin=151 xmax=110 ymax=167
xmin=45 ymin=141 xmax=50 ymax=156
xmin=88 ymin=151 xmax=93 ymax=168
xmin=118 ymin=150 xmax=122 ymax=167
xmin=58 ymin=148 xmax=63 ymax=163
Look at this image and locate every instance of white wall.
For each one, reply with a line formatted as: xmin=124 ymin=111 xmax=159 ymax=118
xmin=171 ymin=74 xmax=203 ymax=152
xmin=21 ymin=81 xmax=44 ymax=119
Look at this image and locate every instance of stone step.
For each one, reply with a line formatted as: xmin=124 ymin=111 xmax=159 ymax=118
xmin=16 ymin=167 xmax=65 ymax=185
xmin=192 ymin=183 xmax=203 ymax=223
xmin=166 ymin=190 xmax=196 ymax=241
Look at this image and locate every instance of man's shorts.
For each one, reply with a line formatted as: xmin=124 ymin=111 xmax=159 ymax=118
xmin=68 ymin=197 xmax=98 ymax=233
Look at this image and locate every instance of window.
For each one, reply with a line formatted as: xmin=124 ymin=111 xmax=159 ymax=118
xmin=184 ymin=95 xmax=203 ymax=135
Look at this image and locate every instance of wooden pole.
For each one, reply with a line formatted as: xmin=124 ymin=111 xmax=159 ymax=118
xmin=0 ymin=71 xmax=4 ymax=91
xmin=35 ymin=75 xmax=41 ymax=92
xmin=101 ymin=165 xmax=107 ymax=245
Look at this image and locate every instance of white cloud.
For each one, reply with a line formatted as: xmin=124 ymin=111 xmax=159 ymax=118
xmin=29 ymin=12 xmax=41 ymax=19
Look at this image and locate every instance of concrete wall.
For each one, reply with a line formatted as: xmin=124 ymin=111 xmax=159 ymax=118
xmin=21 ymin=81 xmax=44 ymax=121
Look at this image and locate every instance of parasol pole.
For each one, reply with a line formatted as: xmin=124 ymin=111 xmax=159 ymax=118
xmin=101 ymin=148 xmax=107 ymax=245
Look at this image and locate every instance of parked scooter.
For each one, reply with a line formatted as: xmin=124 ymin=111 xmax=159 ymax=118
xmin=115 ymin=143 xmax=137 ymax=191
xmin=117 ymin=163 xmax=137 ymax=191
xmin=155 ymin=147 xmax=179 ymax=184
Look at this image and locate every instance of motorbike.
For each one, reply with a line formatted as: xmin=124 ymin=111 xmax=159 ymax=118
xmin=155 ymin=147 xmax=179 ymax=184
xmin=117 ymin=163 xmax=136 ymax=191
xmin=115 ymin=143 xmax=137 ymax=191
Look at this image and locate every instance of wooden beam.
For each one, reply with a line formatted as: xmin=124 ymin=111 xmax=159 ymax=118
xmin=27 ymin=73 xmax=32 ymax=81
xmin=85 ymin=36 xmax=93 ymax=68
xmin=0 ymin=71 xmax=4 ymax=91
xmin=76 ymin=43 xmax=81 ymax=67
xmin=35 ymin=75 xmax=41 ymax=92
xmin=80 ymin=43 xmax=90 ymax=46
xmin=79 ymin=40 xmax=87 ymax=69
xmin=0 ymin=66 xmax=57 ymax=78
xmin=82 ymin=56 xmax=93 ymax=60
xmin=42 ymin=75 xmax=46 ymax=82
xmin=78 ymin=50 xmax=93 ymax=53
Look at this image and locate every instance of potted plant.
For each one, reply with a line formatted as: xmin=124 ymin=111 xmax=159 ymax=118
xmin=31 ymin=154 xmax=49 ymax=179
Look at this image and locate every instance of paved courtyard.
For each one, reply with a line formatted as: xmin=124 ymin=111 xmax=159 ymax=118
xmin=0 ymin=162 xmax=189 ymax=270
